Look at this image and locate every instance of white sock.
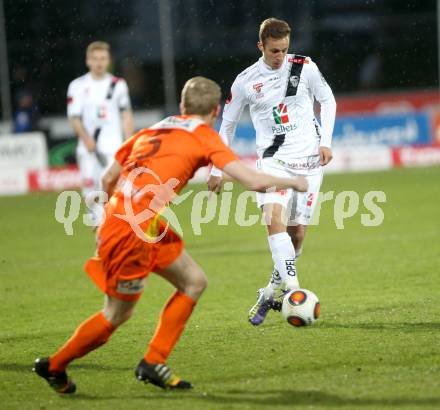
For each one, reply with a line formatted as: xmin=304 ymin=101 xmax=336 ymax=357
xmin=267 ymin=232 xmax=300 ymax=290
xmin=263 ymin=269 xmax=282 ymax=298
xmin=83 ymin=191 xmax=105 ymax=228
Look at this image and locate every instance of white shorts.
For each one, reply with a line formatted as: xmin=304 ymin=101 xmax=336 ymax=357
xmin=76 ymin=150 xmax=114 ymax=195
xmin=256 ymin=157 xmax=323 ymax=226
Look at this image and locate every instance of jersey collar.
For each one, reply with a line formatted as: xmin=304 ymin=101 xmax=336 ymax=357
xmin=86 ymin=72 xmax=111 ymax=82
xmin=258 ymin=56 xmax=287 ymax=75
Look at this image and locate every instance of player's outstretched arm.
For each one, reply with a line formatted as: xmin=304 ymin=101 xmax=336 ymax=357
xmin=101 ymin=160 xmax=122 ymax=197
xmin=122 ymin=110 xmax=134 ymax=140
xmin=207 ymin=175 xmax=223 ymax=194
xmin=223 ymin=160 xmax=308 ymax=193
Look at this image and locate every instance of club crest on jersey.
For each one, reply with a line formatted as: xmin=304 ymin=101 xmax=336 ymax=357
xmin=289 ymin=75 xmax=299 ymax=88
xmin=253 ymin=82 xmax=263 ymax=93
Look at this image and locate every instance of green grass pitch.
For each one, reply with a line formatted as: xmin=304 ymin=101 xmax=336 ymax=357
xmin=0 ymin=166 xmax=439 ymax=410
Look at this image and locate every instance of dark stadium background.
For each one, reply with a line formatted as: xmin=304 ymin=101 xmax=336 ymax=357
xmin=2 ymin=0 xmax=437 ymax=116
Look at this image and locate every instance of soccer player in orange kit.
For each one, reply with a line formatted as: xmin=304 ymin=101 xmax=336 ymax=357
xmin=34 ymin=76 xmax=307 ymax=393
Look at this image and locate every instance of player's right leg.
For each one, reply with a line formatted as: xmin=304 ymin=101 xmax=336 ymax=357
xmin=34 ymin=216 xmax=144 ymax=394
xmin=77 ymin=150 xmax=103 ymax=226
xmin=77 ymin=150 xmax=99 ymax=197
xmin=136 ymin=249 xmax=207 ymax=389
xmin=33 ymin=295 xmax=137 ymax=394
xmin=248 ymin=159 xmax=300 ymax=326
xmin=287 ymin=224 xmax=307 ymax=258
xmin=248 ymin=201 xmax=299 ymax=325
xmin=285 ymin=169 xmax=323 ymax=257
xmin=255 ymin=167 xmax=324 ymax=318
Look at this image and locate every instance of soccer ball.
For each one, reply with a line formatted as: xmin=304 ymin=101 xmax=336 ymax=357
xmin=281 ymin=289 xmax=320 ymax=327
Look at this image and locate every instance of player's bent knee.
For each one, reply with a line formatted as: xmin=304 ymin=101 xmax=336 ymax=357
xmin=265 ymin=207 xmax=287 ymax=235
xmin=195 ymin=274 xmax=208 ymax=293
xmin=268 ymin=224 xmax=286 ymax=235
xmin=267 ymin=218 xmax=286 ymax=235
xmin=184 ymin=272 xmax=208 ymax=300
xmin=288 ymin=225 xmax=306 ymax=247
xmin=104 ymin=307 xmax=135 ymax=327
xmin=103 ymin=297 xmax=137 ymax=327
xmin=293 ymin=227 xmax=306 ymax=246
xmin=293 ymin=238 xmax=304 ymax=252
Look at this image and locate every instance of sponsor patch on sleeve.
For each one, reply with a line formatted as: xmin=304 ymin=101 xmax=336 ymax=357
xmin=225 ymin=90 xmax=232 ymax=104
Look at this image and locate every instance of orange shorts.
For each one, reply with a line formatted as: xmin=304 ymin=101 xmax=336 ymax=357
xmin=84 ymin=215 xmax=184 ymax=301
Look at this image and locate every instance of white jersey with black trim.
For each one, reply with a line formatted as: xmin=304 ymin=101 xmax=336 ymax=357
xmin=67 ymin=72 xmax=131 ymax=155
xmin=222 ymin=54 xmax=336 ymax=161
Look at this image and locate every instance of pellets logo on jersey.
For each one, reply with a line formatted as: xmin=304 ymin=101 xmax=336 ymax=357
xmin=97 ymin=105 xmax=107 ymax=119
xmin=273 ymin=103 xmax=289 ymax=124
xmin=306 ymin=193 xmax=314 ymax=207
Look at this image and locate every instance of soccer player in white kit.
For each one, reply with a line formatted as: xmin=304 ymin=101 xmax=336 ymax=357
xmin=208 ymin=18 xmax=337 ymax=325
xmin=67 ymin=41 xmax=134 ymax=224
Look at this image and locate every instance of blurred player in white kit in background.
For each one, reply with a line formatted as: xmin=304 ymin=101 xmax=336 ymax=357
xmin=67 ymin=41 xmax=134 ymax=224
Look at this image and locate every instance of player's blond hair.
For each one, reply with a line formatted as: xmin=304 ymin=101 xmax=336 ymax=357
xmin=86 ymin=41 xmax=111 ymax=56
xmin=259 ymin=18 xmax=291 ymax=45
xmin=181 ymin=76 xmax=221 ymax=115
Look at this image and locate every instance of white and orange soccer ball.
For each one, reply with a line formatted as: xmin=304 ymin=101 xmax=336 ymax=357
xmin=281 ymin=289 xmax=320 ymax=327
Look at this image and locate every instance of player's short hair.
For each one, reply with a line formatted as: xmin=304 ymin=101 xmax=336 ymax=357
xmin=259 ymin=18 xmax=291 ymax=45
xmin=86 ymin=41 xmax=111 ymax=56
xmin=181 ymin=76 xmax=221 ymax=115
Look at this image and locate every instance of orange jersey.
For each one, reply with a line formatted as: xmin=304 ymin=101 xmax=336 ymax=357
xmin=86 ymin=115 xmax=238 ymax=301
xmin=106 ymin=115 xmax=238 ymax=221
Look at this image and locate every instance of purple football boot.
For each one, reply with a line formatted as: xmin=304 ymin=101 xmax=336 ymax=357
xmin=248 ymin=288 xmax=274 ymax=326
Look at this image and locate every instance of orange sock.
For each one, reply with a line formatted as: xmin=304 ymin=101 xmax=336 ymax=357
xmin=49 ymin=311 xmax=115 ymax=373
xmin=145 ymin=291 xmax=196 ymax=364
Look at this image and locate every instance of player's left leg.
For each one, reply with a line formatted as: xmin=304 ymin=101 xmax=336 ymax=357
xmin=34 ymin=295 xmax=137 ymax=393
xmin=77 ymin=150 xmax=103 ymax=226
xmin=248 ymin=158 xmax=299 ymax=325
xmin=250 ymin=163 xmax=324 ymax=324
xmin=285 ymin=167 xmax=323 ymax=259
xmin=85 ymin=154 xmax=114 ymax=228
xmin=267 ymin=170 xmax=323 ymax=312
xmin=136 ymin=249 xmax=206 ymax=389
xmin=286 ymin=224 xmax=307 ymax=258
xmin=248 ymin=201 xmax=299 ymax=325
